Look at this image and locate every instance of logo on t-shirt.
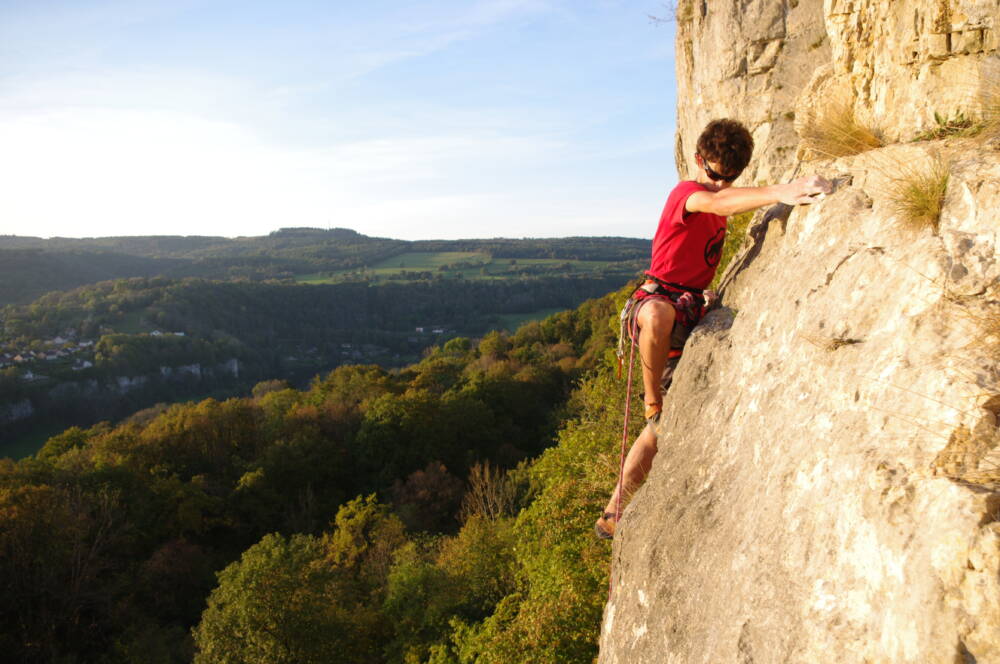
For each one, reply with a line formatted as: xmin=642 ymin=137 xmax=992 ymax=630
xmin=704 ymin=228 xmax=725 ymax=267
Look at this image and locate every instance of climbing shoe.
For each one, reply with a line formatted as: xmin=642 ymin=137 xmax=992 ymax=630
xmin=594 ymin=512 xmax=619 ymax=540
xmin=644 ymin=402 xmax=662 ymax=424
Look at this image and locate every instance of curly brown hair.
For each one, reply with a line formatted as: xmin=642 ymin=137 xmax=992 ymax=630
xmin=696 ymin=119 xmax=754 ymax=177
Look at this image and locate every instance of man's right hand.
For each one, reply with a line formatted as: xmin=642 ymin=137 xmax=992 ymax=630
xmin=779 ymin=175 xmax=833 ymax=206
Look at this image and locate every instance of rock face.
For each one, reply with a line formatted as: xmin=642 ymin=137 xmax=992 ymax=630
xmin=674 ymin=0 xmax=829 ymax=184
xmin=601 ymin=2 xmax=1000 ymax=662
xmin=675 ymin=0 xmax=999 ymax=180
xmin=820 ymin=0 xmax=1000 ymax=143
xmin=600 ymin=145 xmax=1000 ymax=663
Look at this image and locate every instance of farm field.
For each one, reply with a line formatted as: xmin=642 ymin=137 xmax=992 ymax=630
xmin=296 ymin=251 xmax=634 ymax=284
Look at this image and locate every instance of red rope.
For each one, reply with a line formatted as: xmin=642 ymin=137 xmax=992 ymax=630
xmin=608 ymin=306 xmax=640 ymax=601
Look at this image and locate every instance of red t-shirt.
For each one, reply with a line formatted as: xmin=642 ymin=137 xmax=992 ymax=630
xmin=647 ymin=181 xmax=727 ymax=290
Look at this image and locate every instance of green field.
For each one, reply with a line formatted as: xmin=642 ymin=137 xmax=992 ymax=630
xmin=372 ymin=251 xmax=488 ymax=271
xmin=297 ymin=251 xmax=632 ymax=284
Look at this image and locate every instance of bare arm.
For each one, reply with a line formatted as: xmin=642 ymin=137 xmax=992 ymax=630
xmin=686 ymin=175 xmax=832 ymax=217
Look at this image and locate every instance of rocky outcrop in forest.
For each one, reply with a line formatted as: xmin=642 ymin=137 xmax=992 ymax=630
xmin=601 ymin=1 xmax=1000 ymax=662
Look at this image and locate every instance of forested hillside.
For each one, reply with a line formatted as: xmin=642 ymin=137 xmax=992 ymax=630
xmin=0 ymin=273 xmax=632 ymax=456
xmin=0 ymin=283 xmax=639 ymax=663
xmin=0 ymin=208 xmax=754 ymax=661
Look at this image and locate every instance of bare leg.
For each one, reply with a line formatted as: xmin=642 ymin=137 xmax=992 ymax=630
xmin=595 ymin=299 xmax=676 ymax=538
xmin=635 ymin=299 xmax=676 ymax=414
xmin=603 ymin=422 xmax=658 ymax=516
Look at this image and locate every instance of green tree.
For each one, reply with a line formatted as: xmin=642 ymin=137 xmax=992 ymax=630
xmin=434 ymin=370 xmax=631 ymax=663
xmin=193 ymin=533 xmax=344 ymax=664
xmin=383 ymin=541 xmax=460 ymax=663
xmin=194 ymin=496 xmax=412 ymax=663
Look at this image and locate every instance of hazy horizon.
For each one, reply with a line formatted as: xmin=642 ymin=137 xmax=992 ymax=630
xmin=0 ymin=226 xmax=648 ymax=242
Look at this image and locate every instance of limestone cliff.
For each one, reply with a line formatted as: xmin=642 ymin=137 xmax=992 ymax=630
xmin=601 ymin=2 xmax=999 ymax=662
xmin=674 ymin=0 xmax=828 ymax=184
xmin=675 ymin=0 xmax=998 ymax=180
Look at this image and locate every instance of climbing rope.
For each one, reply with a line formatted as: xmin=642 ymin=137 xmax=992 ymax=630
xmin=608 ymin=305 xmax=640 ymax=601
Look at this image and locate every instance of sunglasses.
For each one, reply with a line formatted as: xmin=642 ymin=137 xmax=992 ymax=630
xmin=698 ymin=153 xmax=741 ymax=183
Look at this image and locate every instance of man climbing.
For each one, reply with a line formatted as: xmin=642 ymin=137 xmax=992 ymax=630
xmin=595 ymin=118 xmax=832 ymax=540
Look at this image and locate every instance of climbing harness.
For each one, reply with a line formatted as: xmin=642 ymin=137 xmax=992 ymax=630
xmin=616 ymin=277 xmax=704 ymax=380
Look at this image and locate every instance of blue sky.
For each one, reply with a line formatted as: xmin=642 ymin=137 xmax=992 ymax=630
xmin=0 ymin=0 xmax=678 ymax=240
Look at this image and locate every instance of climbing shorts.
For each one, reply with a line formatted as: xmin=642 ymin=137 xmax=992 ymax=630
xmin=617 ymin=280 xmax=706 ymax=396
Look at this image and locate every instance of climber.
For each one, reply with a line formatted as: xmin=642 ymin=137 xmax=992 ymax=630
xmin=595 ymin=119 xmax=832 ymax=540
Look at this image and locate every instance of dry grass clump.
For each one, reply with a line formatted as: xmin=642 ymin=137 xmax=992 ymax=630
xmin=799 ymin=96 xmax=883 ymax=159
xmin=885 ymin=153 xmax=951 ymax=231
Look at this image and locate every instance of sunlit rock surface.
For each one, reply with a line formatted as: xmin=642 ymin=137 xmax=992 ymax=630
xmin=674 ymin=0 xmax=828 ymax=184
xmin=601 ymin=1 xmax=999 ymax=661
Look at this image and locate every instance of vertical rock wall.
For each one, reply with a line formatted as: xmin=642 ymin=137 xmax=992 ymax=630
xmin=821 ymin=0 xmax=999 ymax=143
xmin=674 ymin=0 xmax=829 ymax=184
xmin=600 ymin=142 xmax=1000 ymax=662
xmin=675 ymin=0 xmax=999 ymax=181
xmin=601 ymin=1 xmax=1000 ymax=662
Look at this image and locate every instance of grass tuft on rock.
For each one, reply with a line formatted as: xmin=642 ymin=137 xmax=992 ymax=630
xmin=885 ymin=154 xmax=951 ymax=231
xmin=799 ymin=97 xmax=883 ymax=159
